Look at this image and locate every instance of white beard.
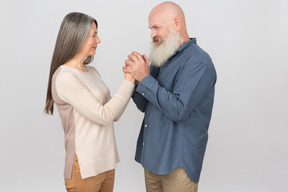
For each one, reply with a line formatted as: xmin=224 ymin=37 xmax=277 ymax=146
xmin=149 ymin=28 xmax=183 ymax=67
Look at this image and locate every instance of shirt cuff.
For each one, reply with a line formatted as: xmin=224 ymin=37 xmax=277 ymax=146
xmin=135 ymin=75 xmax=156 ymax=96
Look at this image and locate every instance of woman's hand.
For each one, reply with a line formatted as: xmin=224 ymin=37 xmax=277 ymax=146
xmin=123 ymin=66 xmax=135 ymax=83
xmin=124 ymin=52 xmax=150 ymax=83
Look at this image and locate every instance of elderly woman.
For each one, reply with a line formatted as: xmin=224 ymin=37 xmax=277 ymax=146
xmin=44 ymin=12 xmax=135 ymax=192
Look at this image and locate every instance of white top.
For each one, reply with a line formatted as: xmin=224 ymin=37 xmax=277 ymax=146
xmin=51 ymin=65 xmax=134 ymax=179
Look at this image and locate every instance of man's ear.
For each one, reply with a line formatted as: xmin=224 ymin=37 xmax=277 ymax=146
xmin=174 ymin=17 xmax=181 ymax=30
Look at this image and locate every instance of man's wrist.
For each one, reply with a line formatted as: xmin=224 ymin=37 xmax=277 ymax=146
xmin=137 ymin=74 xmax=149 ymax=83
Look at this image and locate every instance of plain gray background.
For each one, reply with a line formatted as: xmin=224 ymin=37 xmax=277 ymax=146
xmin=0 ymin=0 xmax=287 ymax=191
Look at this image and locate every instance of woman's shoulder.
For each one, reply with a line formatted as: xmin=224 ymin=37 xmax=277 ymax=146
xmin=55 ymin=65 xmax=101 ymax=84
xmin=54 ymin=66 xmax=78 ymax=85
xmin=86 ymin=65 xmax=101 ymax=78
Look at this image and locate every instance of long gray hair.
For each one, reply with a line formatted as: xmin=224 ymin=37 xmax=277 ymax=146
xmin=44 ymin=12 xmax=98 ymax=115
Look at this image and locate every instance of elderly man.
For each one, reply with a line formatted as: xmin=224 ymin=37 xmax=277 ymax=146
xmin=124 ymin=1 xmax=216 ymax=192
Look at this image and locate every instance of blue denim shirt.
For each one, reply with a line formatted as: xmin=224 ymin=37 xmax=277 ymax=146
xmin=132 ymin=38 xmax=217 ymax=183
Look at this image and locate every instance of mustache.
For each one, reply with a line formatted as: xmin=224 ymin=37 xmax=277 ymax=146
xmin=153 ymin=36 xmax=164 ymax=44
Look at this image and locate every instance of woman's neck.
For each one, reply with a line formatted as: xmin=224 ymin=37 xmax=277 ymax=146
xmin=64 ymin=55 xmax=88 ymax=72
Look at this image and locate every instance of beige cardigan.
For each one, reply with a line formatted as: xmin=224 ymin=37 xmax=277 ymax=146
xmin=52 ymin=65 xmax=134 ymax=179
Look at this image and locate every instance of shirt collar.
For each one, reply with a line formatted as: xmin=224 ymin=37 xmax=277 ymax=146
xmin=176 ymin=38 xmax=196 ymax=54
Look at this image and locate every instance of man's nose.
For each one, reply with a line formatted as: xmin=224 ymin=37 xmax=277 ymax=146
xmin=151 ymin=30 xmax=157 ymax=39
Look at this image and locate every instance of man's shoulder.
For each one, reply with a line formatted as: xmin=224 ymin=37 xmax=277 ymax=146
xmin=182 ymin=42 xmax=211 ymax=63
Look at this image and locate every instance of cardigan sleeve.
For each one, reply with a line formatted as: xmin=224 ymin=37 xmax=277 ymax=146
xmin=113 ymin=91 xmax=132 ymax=122
xmin=55 ymin=71 xmax=134 ymax=125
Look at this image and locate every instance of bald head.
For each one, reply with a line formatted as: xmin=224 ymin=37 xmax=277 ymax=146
xmin=150 ymin=1 xmax=185 ymax=22
xmin=148 ymin=1 xmax=189 ymax=43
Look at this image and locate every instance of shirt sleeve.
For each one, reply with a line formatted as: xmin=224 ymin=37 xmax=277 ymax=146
xmin=132 ymin=87 xmax=148 ymax=113
xmin=135 ymin=57 xmax=216 ymax=122
xmin=56 ymin=71 xmax=135 ymax=125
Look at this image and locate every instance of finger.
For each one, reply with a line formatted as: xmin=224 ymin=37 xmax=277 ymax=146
xmin=128 ymin=54 xmax=139 ymax=63
xmin=142 ymin=54 xmax=149 ymax=64
xmin=132 ymin=52 xmax=144 ymax=62
xmin=132 ymin=51 xmax=140 ymax=56
xmin=125 ymin=59 xmax=134 ymax=67
xmin=123 ymin=66 xmax=133 ymax=73
xmin=128 ymin=54 xmax=135 ymax=60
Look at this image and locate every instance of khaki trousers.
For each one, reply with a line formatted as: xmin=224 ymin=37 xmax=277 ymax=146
xmin=144 ymin=167 xmax=198 ymax=192
xmin=65 ymin=155 xmax=115 ymax=192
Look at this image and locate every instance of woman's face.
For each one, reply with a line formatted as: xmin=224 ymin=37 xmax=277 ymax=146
xmin=80 ymin=22 xmax=101 ymax=57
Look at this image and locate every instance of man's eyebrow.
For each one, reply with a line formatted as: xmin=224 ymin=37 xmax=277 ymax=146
xmin=149 ymin=25 xmax=160 ymax=29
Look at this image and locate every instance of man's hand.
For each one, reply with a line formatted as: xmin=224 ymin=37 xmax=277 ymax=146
xmin=124 ymin=52 xmax=150 ymax=82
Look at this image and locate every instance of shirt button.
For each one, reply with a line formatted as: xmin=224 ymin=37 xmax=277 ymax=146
xmin=143 ymin=143 xmax=145 ymax=146
xmin=144 ymin=124 xmax=147 ymax=127
xmin=142 ymin=93 xmax=144 ymax=96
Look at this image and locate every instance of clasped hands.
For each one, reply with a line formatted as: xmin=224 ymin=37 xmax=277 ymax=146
xmin=123 ymin=52 xmax=150 ymax=84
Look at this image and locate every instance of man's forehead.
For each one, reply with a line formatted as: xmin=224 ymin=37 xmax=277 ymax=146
xmin=148 ymin=12 xmax=171 ymax=28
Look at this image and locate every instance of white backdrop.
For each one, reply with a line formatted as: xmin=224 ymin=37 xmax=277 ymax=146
xmin=0 ymin=0 xmax=287 ymax=191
